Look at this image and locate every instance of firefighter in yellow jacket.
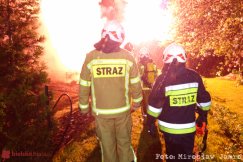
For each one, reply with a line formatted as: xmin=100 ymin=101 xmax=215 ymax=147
xmin=137 ymin=48 xmax=158 ymax=121
xmin=79 ymin=21 xmax=143 ymax=162
xmin=138 ymin=47 xmax=157 ymax=88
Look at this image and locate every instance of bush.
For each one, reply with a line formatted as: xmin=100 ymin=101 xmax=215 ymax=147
xmin=187 ymin=53 xmax=241 ymax=78
xmin=0 ymin=0 xmax=55 ymax=160
xmin=188 ymin=54 xmax=224 ymax=77
xmin=210 ymin=104 xmax=242 ymax=153
xmin=236 ymin=74 xmax=243 ymax=86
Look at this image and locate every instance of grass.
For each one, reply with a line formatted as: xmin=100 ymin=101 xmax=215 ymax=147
xmin=204 ymin=77 xmax=243 ymax=121
xmin=53 ymin=109 xmax=166 ymax=162
xmin=202 ymin=78 xmax=243 ymax=161
xmin=52 ymin=78 xmax=243 ymax=162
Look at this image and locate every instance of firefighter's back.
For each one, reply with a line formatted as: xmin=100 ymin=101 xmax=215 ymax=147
xmin=85 ymin=49 xmax=138 ymax=117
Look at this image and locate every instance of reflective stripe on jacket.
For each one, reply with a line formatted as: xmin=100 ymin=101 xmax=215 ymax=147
xmin=79 ymin=49 xmax=143 ymax=117
xmin=148 ymin=67 xmax=211 ymax=134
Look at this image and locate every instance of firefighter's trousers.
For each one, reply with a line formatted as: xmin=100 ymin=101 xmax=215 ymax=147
xmin=142 ymin=88 xmax=151 ymax=118
xmin=95 ymin=112 xmax=136 ymax=162
xmin=163 ymin=132 xmax=195 ymax=162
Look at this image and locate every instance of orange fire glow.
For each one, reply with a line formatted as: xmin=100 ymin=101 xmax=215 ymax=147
xmin=40 ymin=0 xmax=104 ymax=72
xmin=40 ymin=0 xmax=175 ymax=73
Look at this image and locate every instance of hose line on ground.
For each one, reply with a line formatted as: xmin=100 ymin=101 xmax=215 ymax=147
xmin=52 ymin=93 xmax=73 ymax=157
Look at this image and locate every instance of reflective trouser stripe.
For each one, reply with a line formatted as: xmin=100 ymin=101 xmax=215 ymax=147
xmin=93 ymin=106 xmax=130 ymax=115
xmin=99 ymin=140 xmax=104 ymax=162
xmin=130 ymin=76 xmax=140 ymax=84
xmin=79 ymin=79 xmax=91 ymax=87
xmin=79 ymin=103 xmax=89 ymax=109
xmin=158 ymin=120 xmax=196 ymax=134
xmin=133 ymin=96 xmax=143 ymax=103
xmin=131 ymin=146 xmax=137 ymax=162
xmin=95 ymin=113 xmax=134 ymax=162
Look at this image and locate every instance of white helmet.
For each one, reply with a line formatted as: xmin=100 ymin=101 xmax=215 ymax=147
xmin=163 ymin=43 xmax=186 ymax=63
xmin=101 ymin=21 xmax=125 ymax=43
xmin=139 ymin=47 xmax=149 ymax=57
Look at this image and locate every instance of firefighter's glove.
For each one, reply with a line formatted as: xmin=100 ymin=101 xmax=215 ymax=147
xmin=146 ymin=114 xmax=156 ymax=137
xmin=196 ymin=114 xmax=206 ymax=127
xmin=131 ymin=102 xmax=141 ymax=112
xmin=196 ymin=122 xmax=206 ymax=136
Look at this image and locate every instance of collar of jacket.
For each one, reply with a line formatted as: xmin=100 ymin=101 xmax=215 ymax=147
xmin=94 ymin=36 xmax=121 ymax=53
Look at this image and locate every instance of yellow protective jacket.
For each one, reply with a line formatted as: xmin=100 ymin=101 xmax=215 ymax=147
xmin=79 ymin=49 xmax=143 ymax=118
xmin=138 ymin=61 xmax=157 ymax=88
xmin=146 ymin=62 xmax=157 ymax=85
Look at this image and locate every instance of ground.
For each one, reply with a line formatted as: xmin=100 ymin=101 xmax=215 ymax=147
xmin=49 ymin=77 xmax=243 ymax=162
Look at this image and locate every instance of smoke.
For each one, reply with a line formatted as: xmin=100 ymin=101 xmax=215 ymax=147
xmin=99 ymin=0 xmax=127 ymax=22
xmin=40 ymin=0 xmax=174 ymax=82
xmin=100 ymin=0 xmax=174 ymax=44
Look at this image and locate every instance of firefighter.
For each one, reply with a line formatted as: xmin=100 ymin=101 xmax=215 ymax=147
xmin=138 ymin=47 xmax=149 ymax=85
xmin=138 ymin=47 xmax=158 ymax=121
xmin=147 ymin=43 xmax=211 ymax=161
xmin=138 ymin=47 xmax=157 ymax=88
xmin=147 ymin=58 xmax=158 ymax=86
xmin=79 ymin=21 xmax=143 ymax=162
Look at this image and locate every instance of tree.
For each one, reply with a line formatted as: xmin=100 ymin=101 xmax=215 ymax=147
xmin=171 ymin=0 xmax=243 ymax=76
xmin=0 ymin=0 xmax=52 ymax=154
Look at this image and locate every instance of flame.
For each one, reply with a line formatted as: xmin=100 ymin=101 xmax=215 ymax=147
xmin=40 ymin=0 xmax=175 ymax=72
xmin=123 ymin=0 xmax=174 ymax=44
xmin=40 ymin=0 xmax=104 ymax=72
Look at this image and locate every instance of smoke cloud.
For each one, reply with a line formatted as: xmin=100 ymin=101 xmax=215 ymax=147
xmin=40 ymin=0 xmax=173 ymax=82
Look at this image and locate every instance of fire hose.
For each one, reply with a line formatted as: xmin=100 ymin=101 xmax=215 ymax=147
xmin=51 ymin=93 xmax=73 ymax=157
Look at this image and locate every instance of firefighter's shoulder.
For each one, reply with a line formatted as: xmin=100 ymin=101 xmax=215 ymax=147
xmin=186 ymin=68 xmax=202 ymax=79
xmin=120 ymin=48 xmax=134 ymax=58
xmin=84 ymin=49 xmax=103 ymax=62
xmin=86 ymin=49 xmax=99 ymax=56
